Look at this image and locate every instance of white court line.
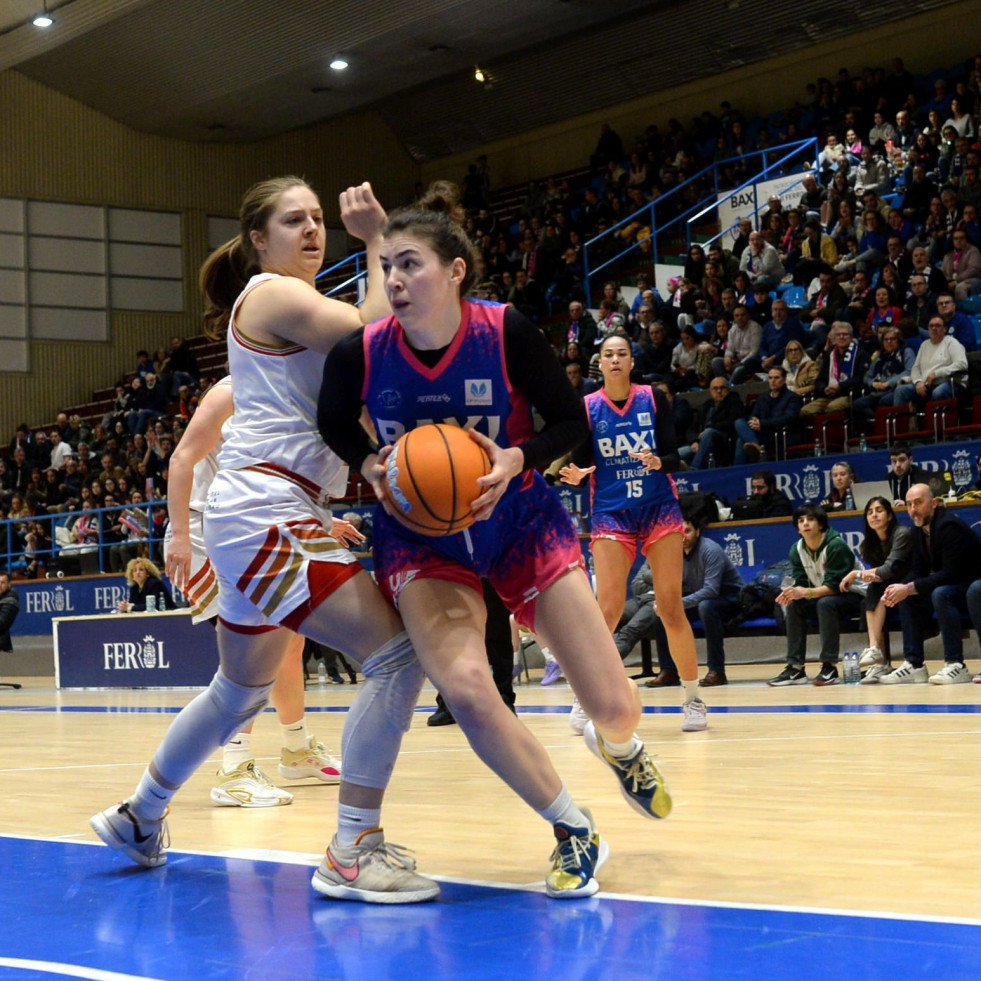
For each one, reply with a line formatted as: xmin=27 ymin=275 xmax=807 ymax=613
xmin=4 ymin=832 xmax=981 ymax=929
xmin=0 ymin=957 xmax=162 ymax=981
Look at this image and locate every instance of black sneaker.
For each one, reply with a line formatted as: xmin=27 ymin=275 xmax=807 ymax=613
xmin=427 ymin=704 xmax=457 ymax=727
xmin=813 ymin=663 xmax=839 ymax=686
xmin=767 ymin=665 xmax=808 ymax=687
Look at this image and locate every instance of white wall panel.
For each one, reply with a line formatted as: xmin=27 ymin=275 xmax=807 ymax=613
xmin=30 ymin=307 xmax=108 ymax=341
xmin=30 ymin=271 xmax=106 ymax=308
xmin=110 ymin=277 xmax=183 ymax=312
xmin=109 ymin=209 xmax=181 ymax=244
xmin=28 ymin=201 xmax=104 ymax=239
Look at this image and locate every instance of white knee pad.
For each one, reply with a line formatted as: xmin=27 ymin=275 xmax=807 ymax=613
xmin=340 ymin=631 xmax=424 ymax=789
xmin=151 ymin=667 xmax=274 ymax=789
xmin=208 ymin=667 xmax=274 ymax=746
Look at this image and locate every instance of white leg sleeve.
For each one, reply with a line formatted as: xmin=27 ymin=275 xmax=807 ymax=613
xmin=151 ymin=668 xmax=273 ymax=789
xmin=340 ymin=631 xmax=424 ymax=789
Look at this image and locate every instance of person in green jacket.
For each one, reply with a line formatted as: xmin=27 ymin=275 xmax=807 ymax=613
xmin=768 ymin=504 xmax=862 ymax=687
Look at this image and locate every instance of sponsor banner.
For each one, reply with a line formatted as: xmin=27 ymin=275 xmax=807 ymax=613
xmin=671 ymin=440 xmax=981 ymax=510
xmin=716 ymin=172 xmax=807 ymax=243
xmin=15 ymin=576 xmax=131 ymax=635
xmin=54 ymin=610 xmax=218 ymax=689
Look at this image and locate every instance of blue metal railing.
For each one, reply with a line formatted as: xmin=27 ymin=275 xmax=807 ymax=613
xmin=684 ymin=139 xmax=819 ymax=252
xmin=2 ymin=501 xmax=166 ymax=577
xmin=580 ymin=138 xmax=819 ymax=296
xmin=312 ymin=138 xmax=819 ymax=310
xmin=315 ymin=252 xmax=367 ymax=300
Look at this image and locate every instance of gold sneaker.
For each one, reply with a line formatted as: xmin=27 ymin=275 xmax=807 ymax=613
xmin=210 ymin=760 xmax=293 ymax=807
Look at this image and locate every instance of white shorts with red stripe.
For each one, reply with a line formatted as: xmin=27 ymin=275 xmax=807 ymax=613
xmin=163 ymin=511 xmax=219 ymax=625
xmin=204 ymin=466 xmax=359 ymax=631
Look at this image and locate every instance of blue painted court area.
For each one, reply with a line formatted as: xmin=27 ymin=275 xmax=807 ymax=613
xmin=0 ymin=836 xmax=978 ymax=980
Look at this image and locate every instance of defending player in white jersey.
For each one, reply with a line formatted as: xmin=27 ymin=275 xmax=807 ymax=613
xmin=165 ymin=375 xmax=359 ymax=807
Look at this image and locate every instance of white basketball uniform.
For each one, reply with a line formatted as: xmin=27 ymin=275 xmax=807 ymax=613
xmin=166 ymin=376 xmax=226 ymax=624
xmin=204 ymin=273 xmax=358 ymax=631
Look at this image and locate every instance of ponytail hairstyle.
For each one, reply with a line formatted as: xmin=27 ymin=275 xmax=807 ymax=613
xmin=384 ymin=181 xmax=477 ymax=295
xmin=199 ymin=175 xmax=313 ymax=339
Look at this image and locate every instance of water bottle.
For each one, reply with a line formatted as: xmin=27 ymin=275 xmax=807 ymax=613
xmin=813 ymin=439 xmax=823 ymax=457
xmin=843 ymin=651 xmax=861 ymax=685
xmin=944 ymin=470 xmax=956 ymax=501
xmin=317 ymin=661 xmax=328 ymax=688
xmin=707 ymin=453 xmax=716 ymax=469
xmin=844 ymin=488 xmax=856 ymax=510
xmin=759 ymin=446 xmax=767 ymax=462
xmin=859 ymin=435 xmax=868 ymax=453
xmin=145 ymin=595 xmax=157 ymax=612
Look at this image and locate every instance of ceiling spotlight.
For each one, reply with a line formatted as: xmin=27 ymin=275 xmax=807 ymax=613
xmin=330 ymin=56 xmax=349 ymax=71
xmin=474 ymin=65 xmax=485 ymax=84
xmin=33 ymin=2 xmax=53 ymax=27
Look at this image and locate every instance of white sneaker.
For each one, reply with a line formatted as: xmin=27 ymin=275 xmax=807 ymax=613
xmin=681 ymin=697 xmax=708 ymax=732
xmin=568 ymin=697 xmax=589 ymax=736
xmin=878 ymin=661 xmax=928 ymax=685
xmin=860 ymin=663 xmax=890 ymax=685
xmin=928 ymin=662 xmax=972 ymax=685
xmin=858 ymin=646 xmax=885 ymax=668
xmin=210 ymin=760 xmax=294 ymax=807
xmin=90 ymin=800 xmax=170 ymax=868
xmin=311 ymin=828 xmax=439 ymax=904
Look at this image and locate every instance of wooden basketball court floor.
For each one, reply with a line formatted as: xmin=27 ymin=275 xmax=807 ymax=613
xmin=1 ymin=665 xmax=980 ymax=979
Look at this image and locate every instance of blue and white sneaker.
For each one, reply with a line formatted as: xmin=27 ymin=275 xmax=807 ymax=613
xmin=545 ymin=807 xmax=609 ymax=899
xmin=583 ymin=722 xmax=673 ymax=820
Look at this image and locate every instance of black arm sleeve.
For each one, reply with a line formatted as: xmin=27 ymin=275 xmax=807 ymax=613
xmin=502 ymin=307 xmax=588 ymax=471
xmin=651 ymin=386 xmax=680 ymax=473
xmin=318 ymin=329 xmax=377 ymax=477
xmin=319 ymin=310 xmax=589 ymax=477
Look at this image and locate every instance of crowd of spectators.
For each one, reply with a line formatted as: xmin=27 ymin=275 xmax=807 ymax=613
xmin=458 ymin=55 xmax=981 ymax=330
xmin=0 ymin=336 xmax=220 ymax=578
xmin=478 ymin=54 xmax=981 ymax=472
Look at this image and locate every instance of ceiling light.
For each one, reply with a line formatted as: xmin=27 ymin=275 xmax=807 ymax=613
xmin=474 ymin=65 xmax=485 ymax=84
xmin=33 ymin=2 xmax=53 ymax=27
xmin=329 ymin=56 xmax=349 ymax=71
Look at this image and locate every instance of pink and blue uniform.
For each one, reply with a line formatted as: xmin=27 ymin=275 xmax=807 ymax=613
xmin=584 ymin=384 xmax=683 ymax=558
xmin=359 ymin=299 xmax=584 ymax=629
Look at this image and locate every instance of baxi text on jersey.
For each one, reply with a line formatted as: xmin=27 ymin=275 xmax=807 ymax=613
xmin=596 ymin=431 xmax=654 ymax=458
xmin=376 ymin=415 xmax=501 ymax=445
xmin=102 ymin=635 xmax=171 ymax=671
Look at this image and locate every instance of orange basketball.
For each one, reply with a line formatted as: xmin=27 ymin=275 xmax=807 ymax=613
xmin=383 ymin=424 xmax=492 ymax=536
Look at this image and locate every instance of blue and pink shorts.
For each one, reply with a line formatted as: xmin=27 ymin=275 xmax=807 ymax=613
xmin=372 ymin=472 xmax=583 ymax=631
xmin=590 ymin=499 xmax=684 ymax=560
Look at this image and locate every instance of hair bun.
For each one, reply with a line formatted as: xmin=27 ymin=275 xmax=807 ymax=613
xmin=420 ymin=181 xmax=464 ymax=224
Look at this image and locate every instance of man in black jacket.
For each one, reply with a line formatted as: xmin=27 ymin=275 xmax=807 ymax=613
xmin=732 ymin=367 xmax=803 ymax=462
xmin=683 ymin=378 xmax=745 ymax=469
xmin=881 ymin=484 xmax=981 ymax=684
xmin=887 ymin=443 xmax=932 ymax=507
xmin=750 ymin=470 xmax=794 ymax=518
xmin=0 ymin=571 xmax=19 ymax=652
